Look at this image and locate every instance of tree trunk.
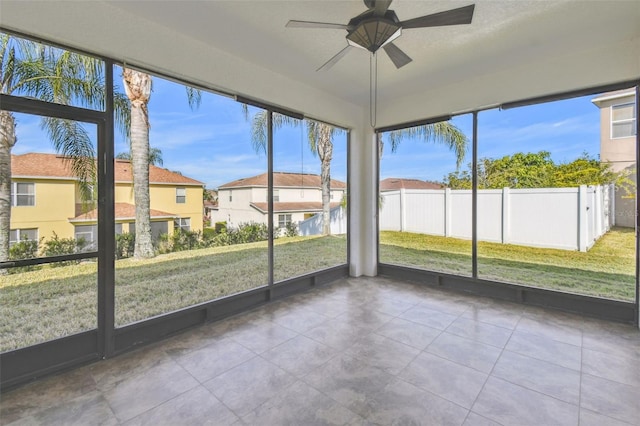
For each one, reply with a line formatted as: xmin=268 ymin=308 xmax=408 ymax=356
xmin=123 ymin=69 xmax=154 ymax=259
xmin=317 ymin=124 xmax=333 ymax=236
xmin=0 ymin=110 xmax=17 ymax=268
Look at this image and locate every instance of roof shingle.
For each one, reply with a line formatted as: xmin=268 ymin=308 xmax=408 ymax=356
xmin=11 ymin=153 xmax=203 ymax=185
xmin=219 ymin=172 xmax=345 ymax=190
xmin=380 ymin=178 xmax=444 ymax=191
xmin=70 ymin=203 xmax=177 ymax=222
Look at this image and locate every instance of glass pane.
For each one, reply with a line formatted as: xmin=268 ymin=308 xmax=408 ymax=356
xmin=612 ymin=103 xmax=635 ymax=121
xmin=477 ymin=90 xmax=636 ymax=301
xmin=379 ymin=116 xmax=473 ymax=276
xmin=113 ymin=68 xmax=268 ymax=326
xmin=613 ymin=122 xmax=635 ymax=138
xmin=1 ymin=32 xmax=106 ymax=111
xmin=1 ymin=111 xmax=98 ymax=352
xmin=272 ymin=117 xmax=348 ymax=282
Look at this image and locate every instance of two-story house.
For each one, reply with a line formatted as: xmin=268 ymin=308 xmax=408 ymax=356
xmin=210 ymin=172 xmax=346 ymax=228
xmin=591 ymin=89 xmax=637 ymax=227
xmin=10 ymin=153 xmax=204 ymax=247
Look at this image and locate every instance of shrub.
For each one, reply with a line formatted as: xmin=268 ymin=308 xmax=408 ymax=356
xmin=8 ymin=238 xmax=41 ymax=273
xmin=42 ymin=232 xmax=83 ymax=267
xmin=283 ymin=221 xmax=298 ymax=237
xmin=157 ymin=229 xmax=203 ymax=253
xmin=202 ymin=227 xmax=217 ymax=241
xmin=115 ymin=232 xmax=135 ymax=259
xmin=215 ymin=221 xmax=227 ymax=234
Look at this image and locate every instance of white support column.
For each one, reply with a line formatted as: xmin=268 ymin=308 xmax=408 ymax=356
xmin=502 ymin=187 xmax=510 ymax=244
xmin=349 ymin=121 xmax=377 ymax=277
xmin=578 ymin=185 xmax=588 ymax=252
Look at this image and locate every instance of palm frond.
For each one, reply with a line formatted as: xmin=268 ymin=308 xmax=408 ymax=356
xmin=386 ymin=121 xmax=468 ymax=168
xmin=185 ymin=86 xmax=201 ymax=110
xmin=40 ymin=117 xmax=96 ymax=203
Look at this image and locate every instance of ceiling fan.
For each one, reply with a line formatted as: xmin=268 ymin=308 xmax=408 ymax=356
xmin=286 ymin=0 xmax=476 ymax=71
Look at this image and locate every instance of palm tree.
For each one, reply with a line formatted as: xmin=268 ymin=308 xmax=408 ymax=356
xmin=0 ymin=34 xmax=129 ymax=266
xmin=116 ymin=146 xmax=164 ymax=166
xmin=245 ymin=109 xmax=338 ymax=235
xmin=121 ymin=68 xmax=200 ymax=258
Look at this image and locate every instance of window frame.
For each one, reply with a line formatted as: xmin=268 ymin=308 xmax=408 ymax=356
xmin=278 ymin=213 xmax=292 ymax=228
xmin=610 ymin=102 xmax=637 ymax=139
xmin=9 ymin=228 xmax=38 ymax=246
xmin=12 ymin=182 xmax=36 ymax=206
xmin=273 ymin=189 xmax=280 ymax=202
xmin=176 ymin=187 xmax=186 ymax=204
xmin=174 ymin=217 xmax=191 ymax=231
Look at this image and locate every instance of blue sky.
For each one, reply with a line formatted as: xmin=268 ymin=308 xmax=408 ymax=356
xmin=12 ymin=70 xmax=602 ymax=188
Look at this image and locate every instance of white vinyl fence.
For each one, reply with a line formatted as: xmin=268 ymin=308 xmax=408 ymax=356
xmin=299 ymin=205 xmax=347 ymax=236
xmin=380 ymin=185 xmax=614 ymax=251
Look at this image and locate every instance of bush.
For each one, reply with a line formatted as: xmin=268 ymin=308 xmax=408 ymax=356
xmin=283 ymin=221 xmax=298 ymax=237
xmin=157 ymin=229 xmax=203 ymax=254
xmin=115 ymin=232 xmax=135 ymax=259
xmin=8 ymin=238 xmax=41 ymax=273
xmin=202 ymin=227 xmax=217 ymax=241
xmin=215 ymin=221 xmax=227 ymax=234
xmin=42 ymin=232 xmax=84 ymax=267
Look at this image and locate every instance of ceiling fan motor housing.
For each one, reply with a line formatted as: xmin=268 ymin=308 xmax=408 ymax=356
xmin=346 ymin=10 xmax=402 ymax=53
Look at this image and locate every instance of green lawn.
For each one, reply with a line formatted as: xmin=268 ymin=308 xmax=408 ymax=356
xmin=380 ymin=227 xmax=635 ymax=301
xmin=1 ymin=228 xmax=635 ymax=352
xmin=0 ymin=236 xmax=347 ymax=352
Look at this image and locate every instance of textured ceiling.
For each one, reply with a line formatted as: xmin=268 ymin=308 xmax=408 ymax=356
xmin=106 ymin=0 xmax=640 ymax=105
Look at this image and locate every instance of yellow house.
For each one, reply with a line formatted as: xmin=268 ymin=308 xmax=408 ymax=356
xmin=10 ymin=153 xmax=204 ymax=247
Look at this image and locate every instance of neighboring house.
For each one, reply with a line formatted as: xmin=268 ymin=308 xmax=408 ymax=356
xmin=10 ymin=153 xmax=204 ymax=247
xmin=380 ymin=177 xmax=444 ymax=192
xmin=591 ymin=89 xmax=637 ymax=227
xmin=211 ymin=172 xmax=346 ymax=228
xmin=591 ymin=89 xmax=637 ymax=172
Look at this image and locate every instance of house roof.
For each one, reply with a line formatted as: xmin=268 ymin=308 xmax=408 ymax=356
xmin=219 ymin=172 xmax=346 ymax=190
xmin=380 ymin=178 xmax=444 ymax=191
xmin=70 ymin=203 xmax=177 ymax=222
xmin=591 ymin=88 xmax=636 ymax=105
xmin=11 ymin=153 xmax=203 ymax=186
xmin=250 ymin=202 xmax=341 ymax=214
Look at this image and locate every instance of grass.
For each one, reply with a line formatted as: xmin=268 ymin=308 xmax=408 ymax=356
xmin=0 ymin=236 xmax=347 ymax=352
xmin=380 ymin=227 xmax=635 ymax=301
xmin=1 ymin=228 xmax=635 ymax=352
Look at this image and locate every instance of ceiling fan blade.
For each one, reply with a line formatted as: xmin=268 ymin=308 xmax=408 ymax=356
xmin=317 ymin=45 xmax=353 ymax=72
xmin=383 ymin=42 xmax=412 ymax=68
xmin=373 ymin=0 xmax=393 ymax=16
xmin=400 ymin=4 xmax=475 ymax=29
xmin=286 ymin=20 xmax=351 ymax=30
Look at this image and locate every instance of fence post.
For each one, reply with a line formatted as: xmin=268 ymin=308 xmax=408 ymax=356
xmin=578 ymin=185 xmax=588 ymax=252
xmin=609 ymin=183 xmax=616 ymax=227
xmin=400 ymin=188 xmax=406 ymax=232
xmin=502 ymin=187 xmax=510 ymax=244
xmin=594 ymin=185 xmax=603 ymax=238
xmin=445 ymin=188 xmax=452 ymax=237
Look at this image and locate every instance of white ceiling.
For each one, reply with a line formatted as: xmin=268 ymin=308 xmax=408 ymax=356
xmin=1 ymin=0 xmax=639 ymax=126
xmin=104 ymin=0 xmax=639 ymax=104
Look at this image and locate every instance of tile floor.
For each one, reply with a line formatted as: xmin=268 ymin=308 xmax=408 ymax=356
xmin=1 ymin=276 xmax=639 ymax=425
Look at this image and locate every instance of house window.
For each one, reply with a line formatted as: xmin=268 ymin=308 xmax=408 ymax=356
xmin=273 ymin=189 xmax=280 ymax=202
xmin=74 ymin=225 xmax=97 ymax=251
xmin=278 ymin=214 xmax=292 ymax=228
xmin=12 ymin=182 xmax=35 ymax=206
xmin=176 ymin=187 xmax=186 ymax=203
xmin=174 ymin=218 xmax=191 ymax=231
xmin=611 ymin=102 xmax=636 ymax=139
xmin=9 ymin=228 xmax=38 ymax=246
xmin=229 ymin=190 xmax=233 ymax=202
